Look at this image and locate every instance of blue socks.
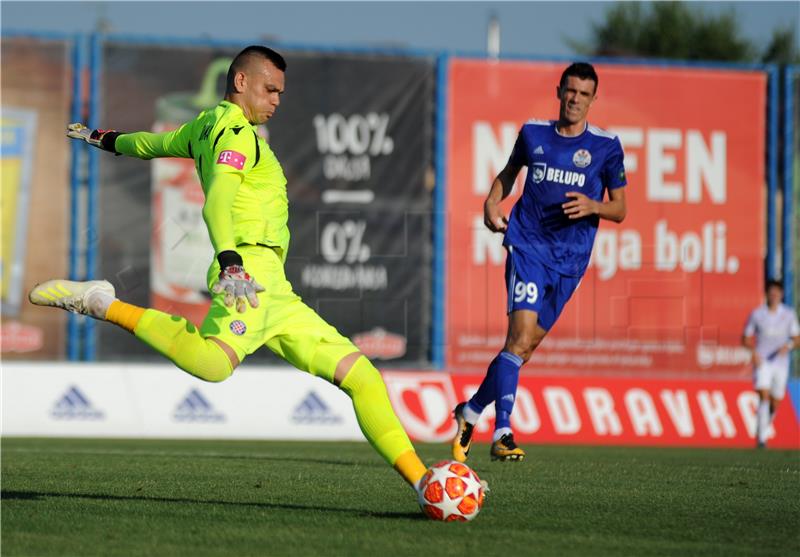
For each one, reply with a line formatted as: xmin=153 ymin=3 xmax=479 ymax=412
xmin=493 ymin=351 xmax=523 ymax=432
xmin=466 ymin=351 xmax=524 ymax=434
xmin=465 ymin=355 xmax=499 ymax=417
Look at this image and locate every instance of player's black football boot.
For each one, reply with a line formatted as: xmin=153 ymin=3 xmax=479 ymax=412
xmin=490 ymin=433 xmax=525 ymax=461
xmin=451 ymin=402 xmax=475 ymax=463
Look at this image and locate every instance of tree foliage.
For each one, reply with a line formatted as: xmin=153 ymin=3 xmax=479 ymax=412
xmin=568 ymin=2 xmax=798 ymax=64
xmin=761 ymin=25 xmax=800 ymax=64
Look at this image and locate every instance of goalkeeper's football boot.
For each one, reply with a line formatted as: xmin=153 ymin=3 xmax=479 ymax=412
xmin=451 ymin=402 xmax=475 ymax=463
xmin=490 ymin=433 xmax=525 ymax=462
xmin=28 ymin=279 xmax=115 ymax=319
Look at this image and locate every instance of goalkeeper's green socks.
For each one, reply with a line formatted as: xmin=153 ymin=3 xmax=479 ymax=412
xmin=106 ymin=301 xmax=233 ymax=382
xmin=339 ymin=356 xmax=428 ymax=487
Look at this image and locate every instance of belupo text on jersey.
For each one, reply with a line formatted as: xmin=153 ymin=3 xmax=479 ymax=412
xmin=532 ymin=164 xmax=586 ymax=187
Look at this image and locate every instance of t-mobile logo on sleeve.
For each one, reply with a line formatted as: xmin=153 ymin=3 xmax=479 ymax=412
xmin=216 ymin=150 xmax=246 ymax=170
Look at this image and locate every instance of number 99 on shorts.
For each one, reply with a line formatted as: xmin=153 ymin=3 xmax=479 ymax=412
xmin=514 ymin=281 xmax=538 ymax=304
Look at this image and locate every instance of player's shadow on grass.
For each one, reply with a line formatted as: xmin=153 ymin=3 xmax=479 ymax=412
xmin=1 ymin=490 xmax=424 ymax=521
xmin=87 ymin=450 xmax=385 ymax=469
xmin=202 ymin=454 xmax=386 ymax=469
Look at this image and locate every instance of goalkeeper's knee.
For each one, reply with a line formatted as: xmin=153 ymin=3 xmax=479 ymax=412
xmin=339 ymin=355 xmax=385 ymax=399
xmin=174 ymin=338 xmax=234 ymax=383
xmin=134 ymin=310 xmax=234 ymax=382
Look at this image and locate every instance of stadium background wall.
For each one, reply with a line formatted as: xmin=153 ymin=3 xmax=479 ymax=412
xmin=1 ymin=33 xmax=797 ymax=446
xmin=3 ymin=363 xmax=799 ymax=449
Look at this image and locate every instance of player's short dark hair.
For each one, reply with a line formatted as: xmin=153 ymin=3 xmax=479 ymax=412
xmin=560 ymin=62 xmax=598 ymax=92
xmin=226 ymin=45 xmax=286 ymax=92
xmin=765 ymin=279 xmax=784 ymax=291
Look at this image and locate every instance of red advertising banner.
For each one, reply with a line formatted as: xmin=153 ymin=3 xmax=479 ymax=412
xmin=384 ymin=372 xmax=800 ymax=449
xmin=446 ymin=59 xmax=766 ymax=375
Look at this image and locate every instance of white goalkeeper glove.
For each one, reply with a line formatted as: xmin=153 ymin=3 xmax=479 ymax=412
xmin=67 ymin=123 xmax=120 ymax=153
xmin=211 ymin=251 xmax=265 ymax=313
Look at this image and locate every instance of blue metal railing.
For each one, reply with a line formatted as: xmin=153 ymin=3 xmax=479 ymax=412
xmin=783 ymin=66 xmax=798 ymax=308
xmin=67 ymin=34 xmax=86 ymax=360
xmin=82 ymin=33 xmax=103 ymax=361
xmin=432 ymin=54 xmax=449 ymax=369
xmin=766 ymin=65 xmax=780 ymax=281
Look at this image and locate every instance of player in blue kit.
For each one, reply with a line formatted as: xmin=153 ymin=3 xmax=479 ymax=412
xmin=452 ymin=63 xmax=628 ymax=462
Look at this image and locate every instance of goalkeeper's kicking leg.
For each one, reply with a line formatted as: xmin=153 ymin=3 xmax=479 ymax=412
xmin=28 ymin=279 xmax=238 ymax=382
xmin=332 ymin=351 xmax=428 ymax=488
xmin=29 ymin=278 xmax=428 ymax=489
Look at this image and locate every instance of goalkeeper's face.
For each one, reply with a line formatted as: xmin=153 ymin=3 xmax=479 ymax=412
xmin=237 ymin=59 xmax=285 ymax=125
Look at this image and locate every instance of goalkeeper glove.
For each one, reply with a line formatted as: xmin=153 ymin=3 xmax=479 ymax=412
xmin=211 ymin=251 xmax=265 ymax=313
xmin=67 ymin=123 xmax=121 ymax=153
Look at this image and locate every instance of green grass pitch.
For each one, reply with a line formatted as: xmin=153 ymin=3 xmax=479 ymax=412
xmin=2 ymin=438 xmax=798 ymax=556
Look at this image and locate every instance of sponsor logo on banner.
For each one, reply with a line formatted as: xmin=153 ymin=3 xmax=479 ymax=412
xmin=50 ymin=386 xmax=104 ymax=420
xmin=390 ymin=373 xmax=799 ymax=449
xmin=1 ymin=321 xmax=44 ymax=353
xmin=300 ymin=219 xmax=388 ymax=292
xmin=291 ymin=391 xmax=343 ymax=424
xmin=353 ymin=327 xmax=407 ymax=359
xmin=312 ymin=112 xmax=394 ymax=182
xmin=382 ymin=372 xmax=459 ymax=441
xmin=173 ymin=389 xmax=225 ymax=423
xmin=696 ymin=343 xmax=752 ymax=368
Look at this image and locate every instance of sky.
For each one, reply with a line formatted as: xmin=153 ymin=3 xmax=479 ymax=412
xmin=3 ymin=1 xmax=799 ymax=59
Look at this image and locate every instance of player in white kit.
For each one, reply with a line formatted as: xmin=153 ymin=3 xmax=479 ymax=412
xmin=742 ymin=280 xmax=800 ymax=448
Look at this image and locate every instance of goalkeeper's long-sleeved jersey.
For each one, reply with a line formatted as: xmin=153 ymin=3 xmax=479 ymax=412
xmin=115 ymin=100 xmax=290 ymax=261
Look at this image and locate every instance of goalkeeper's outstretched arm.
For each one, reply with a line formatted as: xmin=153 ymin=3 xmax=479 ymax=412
xmin=67 ymin=121 xmax=263 ymax=313
xmin=67 ymin=122 xmax=193 ymax=159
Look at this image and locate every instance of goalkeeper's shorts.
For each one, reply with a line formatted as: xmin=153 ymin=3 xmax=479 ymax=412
xmin=200 ymin=244 xmax=357 ymax=383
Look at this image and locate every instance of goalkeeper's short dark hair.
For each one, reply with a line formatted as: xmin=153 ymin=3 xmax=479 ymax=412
xmin=560 ymin=62 xmax=598 ymax=92
xmin=227 ymin=45 xmax=287 ymax=91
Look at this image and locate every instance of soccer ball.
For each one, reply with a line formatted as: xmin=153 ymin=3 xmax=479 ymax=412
xmin=417 ymin=460 xmax=485 ymax=522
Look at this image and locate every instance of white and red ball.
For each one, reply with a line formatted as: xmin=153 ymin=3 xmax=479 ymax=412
xmin=417 ymin=460 xmax=485 ymax=522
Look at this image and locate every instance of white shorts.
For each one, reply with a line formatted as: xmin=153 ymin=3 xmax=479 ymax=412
xmin=753 ymin=360 xmax=789 ymax=399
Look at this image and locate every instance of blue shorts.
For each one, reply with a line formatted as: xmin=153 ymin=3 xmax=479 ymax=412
xmin=504 ymin=245 xmax=582 ymax=331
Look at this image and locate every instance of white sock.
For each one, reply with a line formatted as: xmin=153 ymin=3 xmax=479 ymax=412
xmin=86 ymin=290 xmax=116 ymax=319
xmin=463 ymin=402 xmax=482 ymax=424
xmin=493 ymin=427 xmax=512 ymax=442
xmin=757 ymin=400 xmax=770 ymax=444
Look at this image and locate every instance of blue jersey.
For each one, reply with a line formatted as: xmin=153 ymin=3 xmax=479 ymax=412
xmin=504 ymin=120 xmax=627 ymax=277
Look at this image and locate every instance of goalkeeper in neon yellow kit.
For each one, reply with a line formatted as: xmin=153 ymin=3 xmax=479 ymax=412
xmin=29 ymin=46 xmax=428 ymax=491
